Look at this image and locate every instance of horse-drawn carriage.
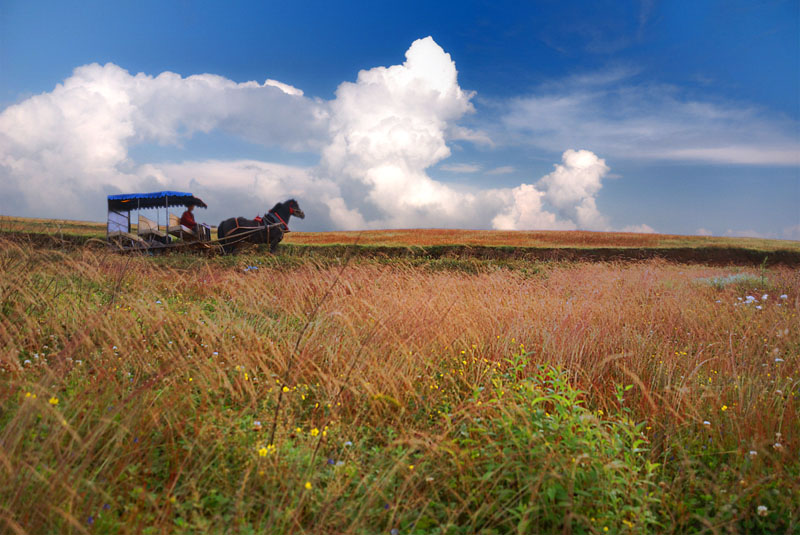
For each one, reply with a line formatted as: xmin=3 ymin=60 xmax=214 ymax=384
xmin=106 ymin=190 xmax=305 ymax=254
xmin=106 ymin=191 xmax=211 ymax=252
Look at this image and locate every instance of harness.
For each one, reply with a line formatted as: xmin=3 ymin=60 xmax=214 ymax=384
xmin=218 ymin=211 xmax=288 ymax=249
xmin=264 ymin=211 xmax=289 ymax=232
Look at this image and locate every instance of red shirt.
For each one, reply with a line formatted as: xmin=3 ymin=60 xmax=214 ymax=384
xmin=180 ymin=210 xmax=197 ymax=229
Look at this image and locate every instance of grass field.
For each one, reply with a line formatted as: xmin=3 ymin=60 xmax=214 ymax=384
xmin=0 ymin=226 xmax=798 ymax=534
xmin=3 ymin=214 xmax=800 ymax=267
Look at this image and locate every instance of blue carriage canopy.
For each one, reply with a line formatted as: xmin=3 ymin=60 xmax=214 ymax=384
xmin=107 ymin=191 xmax=208 ymax=212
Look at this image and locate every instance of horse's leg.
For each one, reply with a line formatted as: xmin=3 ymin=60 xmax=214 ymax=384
xmin=225 ymin=229 xmax=239 ymax=255
xmin=269 ymin=229 xmax=283 ymax=254
xmin=217 ymin=221 xmax=229 ymax=255
xmin=220 ymin=221 xmax=239 ymax=255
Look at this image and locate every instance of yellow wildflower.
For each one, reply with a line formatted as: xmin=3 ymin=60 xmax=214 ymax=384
xmin=258 ymin=444 xmax=276 ymax=457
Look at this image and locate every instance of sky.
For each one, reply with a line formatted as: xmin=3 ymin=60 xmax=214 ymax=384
xmin=1 ymin=0 xmax=798 ymax=238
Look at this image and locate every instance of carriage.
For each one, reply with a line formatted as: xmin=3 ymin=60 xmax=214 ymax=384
xmin=106 ymin=191 xmax=211 ymax=251
xmin=106 ymin=191 xmax=304 ymax=254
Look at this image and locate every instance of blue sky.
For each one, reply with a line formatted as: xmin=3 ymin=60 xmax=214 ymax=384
xmin=1 ymin=0 xmax=798 ymax=238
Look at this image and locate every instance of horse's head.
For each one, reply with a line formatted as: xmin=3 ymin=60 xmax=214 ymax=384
xmin=284 ymin=199 xmax=305 ymax=219
xmin=268 ymin=199 xmax=305 ymax=229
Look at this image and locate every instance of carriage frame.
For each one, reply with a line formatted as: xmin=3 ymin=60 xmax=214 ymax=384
xmin=106 ymin=191 xmax=212 ymax=252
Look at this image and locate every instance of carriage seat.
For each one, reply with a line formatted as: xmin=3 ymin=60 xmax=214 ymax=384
xmin=137 ymin=214 xmax=168 ymax=241
xmin=168 ymin=213 xmax=210 ymax=241
xmin=107 ymin=209 xmax=149 ymax=248
xmin=107 ymin=231 xmax=150 ymax=249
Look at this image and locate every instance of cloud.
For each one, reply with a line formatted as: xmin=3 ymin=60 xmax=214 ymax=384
xmin=264 ymin=79 xmax=304 ymax=96
xmin=447 ymin=125 xmax=493 ymax=146
xmin=487 ymin=166 xmax=515 ymax=175
xmin=537 ymin=149 xmax=610 ymax=230
xmin=319 ymin=36 xmax=480 ymax=227
xmin=502 ymin=71 xmax=800 ymax=166
xmin=724 ymin=229 xmax=766 ymax=239
xmin=491 ymin=184 xmax=565 ymax=231
xmin=0 ymin=37 xmax=647 ymax=234
xmin=0 ymin=62 xmax=329 ymax=219
xmin=492 ymin=149 xmax=611 ymax=231
xmin=622 ymin=223 xmax=656 ymax=233
xmin=781 ymin=224 xmax=800 ymax=241
xmin=695 ymin=227 xmax=713 ymax=236
xmin=662 ymin=147 xmax=800 ymax=166
xmin=440 ymin=163 xmax=481 ymax=173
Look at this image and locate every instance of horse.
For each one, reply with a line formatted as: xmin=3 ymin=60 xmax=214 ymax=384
xmin=217 ymin=199 xmax=305 ymax=254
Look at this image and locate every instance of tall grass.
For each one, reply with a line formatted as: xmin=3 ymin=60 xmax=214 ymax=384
xmin=1 ymin=238 xmax=797 ymax=533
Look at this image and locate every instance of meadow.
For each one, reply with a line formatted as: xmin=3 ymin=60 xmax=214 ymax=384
xmin=0 ymin=231 xmax=798 ymax=534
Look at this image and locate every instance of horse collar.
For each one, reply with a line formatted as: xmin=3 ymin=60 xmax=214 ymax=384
xmin=270 ymin=211 xmax=289 ymax=231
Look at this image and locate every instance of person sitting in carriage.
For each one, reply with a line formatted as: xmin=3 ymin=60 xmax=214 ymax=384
xmin=180 ymin=204 xmax=198 ymax=232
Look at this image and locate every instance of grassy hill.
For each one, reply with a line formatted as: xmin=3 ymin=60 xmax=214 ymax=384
xmin=2 ymin=215 xmax=799 ymax=266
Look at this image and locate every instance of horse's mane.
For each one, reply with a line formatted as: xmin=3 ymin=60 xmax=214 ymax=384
xmin=269 ymin=199 xmax=297 ymax=212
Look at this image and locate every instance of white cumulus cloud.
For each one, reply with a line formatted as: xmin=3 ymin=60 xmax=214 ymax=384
xmin=320 ymin=37 xmax=477 ymax=225
xmin=490 ymin=150 xmax=612 ymax=231
xmin=0 ymin=62 xmax=328 ymax=219
xmin=537 ymin=149 xmax=610 ymax=230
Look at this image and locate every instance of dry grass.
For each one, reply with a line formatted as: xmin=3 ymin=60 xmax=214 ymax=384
xmin=0 ymin=238 xmax=798 ymax=533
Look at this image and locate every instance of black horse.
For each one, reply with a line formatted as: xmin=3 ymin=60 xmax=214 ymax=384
xmin=217 ymin=199 xmax=305 ymax=254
